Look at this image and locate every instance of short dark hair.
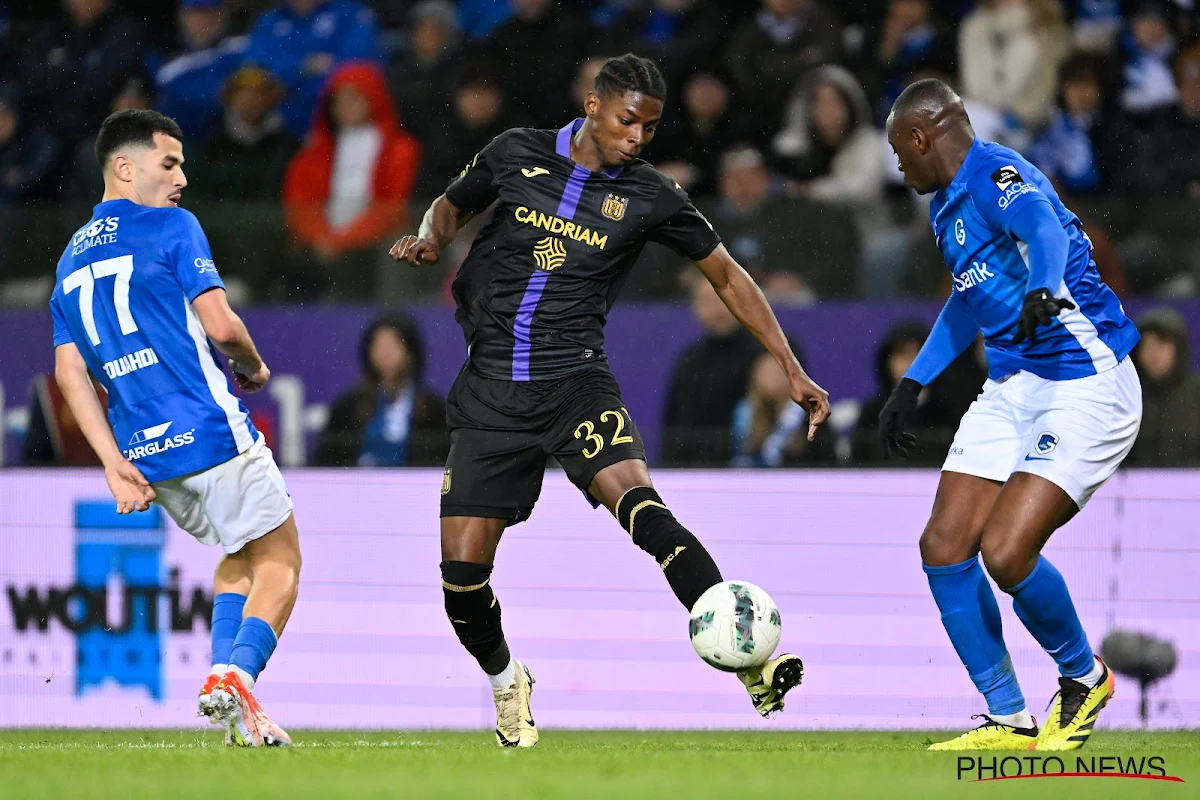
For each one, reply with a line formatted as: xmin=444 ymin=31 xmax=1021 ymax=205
xmin=891 ymin=77 xmax=960 ymax=120
xmin=594 ymin=53 xmax=666 ymax=101
xmin=892 ymin=77 xmax=964 ymax=130
xmin=94 ymin=109 xmax=184 ymax=169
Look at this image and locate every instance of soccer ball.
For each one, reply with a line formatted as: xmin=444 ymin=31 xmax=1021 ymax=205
xmin=688 ymin=581 xmax=781 ymax=672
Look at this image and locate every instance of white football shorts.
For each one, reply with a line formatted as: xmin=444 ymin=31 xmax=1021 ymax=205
xmin=942 ymin=356 xmax=1142 ymax=508
xmin=153 ymin=436 xmax=294 ymax=553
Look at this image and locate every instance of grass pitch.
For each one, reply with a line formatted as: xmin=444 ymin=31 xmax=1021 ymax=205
xmin=1 ymin=729 xmax=1196 ymax=799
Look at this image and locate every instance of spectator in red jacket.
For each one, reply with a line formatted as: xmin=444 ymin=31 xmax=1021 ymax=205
xmin=280 ymin=61 xmax=420 ymax=299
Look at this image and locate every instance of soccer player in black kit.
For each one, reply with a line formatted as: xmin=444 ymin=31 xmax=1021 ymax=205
xmin=391 ymin=55 xmax=830 ymax=747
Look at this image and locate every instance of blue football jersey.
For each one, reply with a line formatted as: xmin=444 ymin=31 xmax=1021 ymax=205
xmin=49 ymin=199 xmax=259 ymax=482
xmin=928 ymin=139 xmax=1139 ymax=380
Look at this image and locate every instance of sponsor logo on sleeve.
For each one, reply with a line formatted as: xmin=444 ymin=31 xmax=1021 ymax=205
xmin=991 ymin=165 xmax=1023 ymax=190
xmin=992 ymin=165 xmax=1040 ymax=209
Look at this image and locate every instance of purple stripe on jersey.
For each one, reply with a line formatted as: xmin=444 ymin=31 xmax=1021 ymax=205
xmin=556 ymin=118 xmax=624 ymax=179
xmin=556 ymin=164 xmax=591 ymax=219
xmin=555 ymin=119 xmax=579 ymax=158
xmin=515 ymin=119 xmax=618 ymax=380
xmin=512 ymin=270 xmax=551 ymax=381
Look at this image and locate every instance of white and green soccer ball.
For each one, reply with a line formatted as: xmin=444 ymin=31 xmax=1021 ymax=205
xmin=688 ymin=581 xmax=782 ymax=672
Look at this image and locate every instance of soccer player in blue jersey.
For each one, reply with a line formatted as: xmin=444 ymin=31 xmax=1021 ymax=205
xmin=50 ymin=110 xmax=301 ymax=747
xmin=880 ymin=80 xmax=1142 ymax=751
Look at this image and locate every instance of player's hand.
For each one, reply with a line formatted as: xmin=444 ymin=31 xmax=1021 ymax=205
xmin=232 ymin=360 xmax=270 ymax=393
xmin=105 ymin=459 xmax=156 ymax=514
xmin=1013 ymin=288 xmax=1076 ymax=344
xmin=389 ymin=235 xmax=440 ymax=267
xmin=789 ymin=372 xmax=831 ymax=442
xmin=879 ymin=377 xmax=922 ymax=459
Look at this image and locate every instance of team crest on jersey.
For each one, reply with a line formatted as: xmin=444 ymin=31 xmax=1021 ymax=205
xmin=441 ymin=467 xmax=452 ymax=495
xmin=600 ymin=193 xmax=628 ymax=221
xmin=533 ymin=236 xmax=567 ymax=270
xmin=991 ymin=165 xmax=1024 ymax=190
xmin=1035 ymin=432 xmax=1059 ymax=455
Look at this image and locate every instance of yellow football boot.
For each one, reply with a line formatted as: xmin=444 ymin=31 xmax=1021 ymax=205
xmin=1034 ymin=658 xmax=1114 ymax=751
xmin=928 ymin=715 xmax=1039 ymax=751
xmin=739 ymin=653 xmax=804 ymax=717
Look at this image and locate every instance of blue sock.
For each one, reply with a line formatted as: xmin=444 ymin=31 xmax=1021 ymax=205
xmin=211 ymin=593 xmax=246 ymax=668
xmin=1007 ymin=556 xmax=1094 ymax=679
xmin=924 ymin=557 xmax=1026 ymax=715
xmin=229 ymin=617 xmax=278 ymax=682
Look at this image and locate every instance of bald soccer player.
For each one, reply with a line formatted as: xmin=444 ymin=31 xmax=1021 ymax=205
xmin=880 ymin=79 xmax=1141 ymax=751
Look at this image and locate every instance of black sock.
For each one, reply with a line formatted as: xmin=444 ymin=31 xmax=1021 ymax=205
xmin=441 ymin=560 xmax=511 ymax=675
xmin=615 ymin=486 xmax=723 ymax=610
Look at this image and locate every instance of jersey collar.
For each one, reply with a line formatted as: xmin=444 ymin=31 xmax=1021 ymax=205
xmin=948 ymin=138 xmax=983 ymax=190
xmin=556 ymin=118 xmax=624 ymax=179
xmin=94 ymin=198 xmax=135 ymax=214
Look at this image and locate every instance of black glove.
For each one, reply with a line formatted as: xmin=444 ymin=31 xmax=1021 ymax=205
xmin=1012 ymin=288 xmax=1076 ymax=344
xmin=878 ymin=377 xmax=922 ymax=459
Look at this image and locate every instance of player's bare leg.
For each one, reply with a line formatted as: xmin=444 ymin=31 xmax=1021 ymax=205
xmin=980 ymin=473 xmax=1111 ymax=751
xmin=207 ymin=516 xmax=302 ymax=746
xmin=588 ymin=459 xmax=802 ymax=716
xmin=918 ymin=471 xmax=1000 ymax=568
xmin=977 ymin=473 xmax=1075 ymax=589
xmin=441 ymin=515 xmax=506 ymax=564
xmin=240 ymin=515 xmax=303 ymax=632
xmin=441 ymin=516 xmax=537 ymax=747
xmin=214 ymin=554 xmax=253 ymax=599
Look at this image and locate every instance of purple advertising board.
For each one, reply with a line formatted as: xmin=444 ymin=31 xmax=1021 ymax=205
xmin=1 ymin=469 xmax=1196 ymax=731
xmin=4 ymin=300 xmax=1200 ymax=466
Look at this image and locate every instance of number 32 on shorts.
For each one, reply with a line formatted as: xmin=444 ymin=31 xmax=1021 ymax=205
xmin=574 ymin=408 xmax=635 ymax=459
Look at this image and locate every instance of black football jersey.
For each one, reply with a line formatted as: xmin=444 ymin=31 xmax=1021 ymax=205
xmin=444 ymin=119 xmax=721 ymax=382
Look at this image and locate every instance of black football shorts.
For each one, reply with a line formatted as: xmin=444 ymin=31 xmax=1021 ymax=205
xmin=439 ymin=362 xmax=646 ymax=524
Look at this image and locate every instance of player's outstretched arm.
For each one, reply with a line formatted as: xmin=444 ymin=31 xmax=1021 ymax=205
xmin=879 ymin=296 xmax=978 ymax=458
xmin=389 ymin=194 xmax=478 ymax=267
xmin=191 ymin=288 xmax=270 ymax=392
xmin=693 ymin=244 xmax=830 ymax=440
xmin=54 ymin=343 xmax=155 ymax=513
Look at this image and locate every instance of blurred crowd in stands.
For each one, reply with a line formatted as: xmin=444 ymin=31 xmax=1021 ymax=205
xmin=661 ymin=280 xmax=1200 ymax=467
xmin=2 ymin=0 xmax=1200 ymax=302
xmin=2 ymin=0 xmax=1199 ymax=468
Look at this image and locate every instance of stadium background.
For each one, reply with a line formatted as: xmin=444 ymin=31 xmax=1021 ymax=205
xmin=0 ymin=0 xmax=1197 ymax=734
